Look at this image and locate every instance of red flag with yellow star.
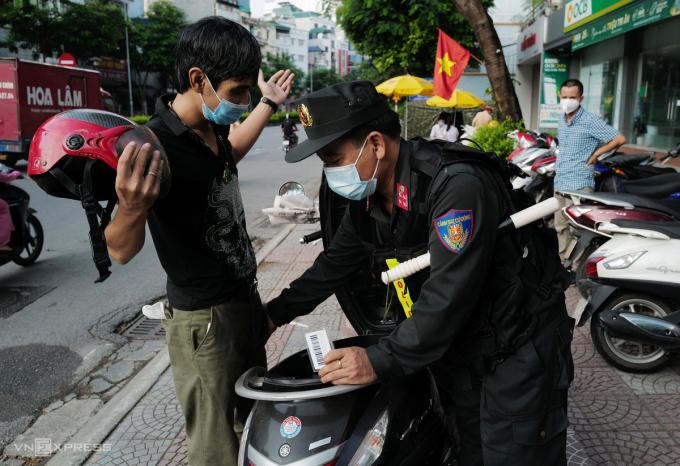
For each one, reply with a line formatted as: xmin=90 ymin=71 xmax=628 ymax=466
xmin=433 ymin=29 xmax=470 ymax=99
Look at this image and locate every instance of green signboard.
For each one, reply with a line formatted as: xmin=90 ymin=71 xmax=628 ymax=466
xmin=572 ymin=0 xmax=680 ymax=50
xmin=539 ymin=52 xmax=570 ymax=129
xmin=564 ymin=0 xmax=635 ymax=32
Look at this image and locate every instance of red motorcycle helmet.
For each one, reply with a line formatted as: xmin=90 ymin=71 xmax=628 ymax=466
xmin=28 ymin=109 xmax=171 ymax=282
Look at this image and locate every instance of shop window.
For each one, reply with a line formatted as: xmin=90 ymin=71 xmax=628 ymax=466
xmin=634 ymin=43 xmax=680 ymax=149
xmin=580 ymin=59 xmax=620 ymax=125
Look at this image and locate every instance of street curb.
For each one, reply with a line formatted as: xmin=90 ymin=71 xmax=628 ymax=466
xmin=46 ymin=223 xmax=298 ymax=466
xmin=46 ymin=349 xmax=170 ymax=466
xmin=256 ymin=224 xmax=295 ymax=265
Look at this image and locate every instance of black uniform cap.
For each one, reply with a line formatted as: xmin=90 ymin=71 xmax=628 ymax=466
xmin=285 ymin=80 xmax=390 ymax=163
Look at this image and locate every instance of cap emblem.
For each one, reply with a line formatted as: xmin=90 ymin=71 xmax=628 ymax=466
xmin=297 ymin=104 xmax=314 ymax=127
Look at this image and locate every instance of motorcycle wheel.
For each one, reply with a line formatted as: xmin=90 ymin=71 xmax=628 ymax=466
xmin=13 ymin=214 xmax=44 ymax=266
xmin=575 ymin=241 xmax=606 ymax=298
xmin=591 ymin=294 xmax=672 ymax=373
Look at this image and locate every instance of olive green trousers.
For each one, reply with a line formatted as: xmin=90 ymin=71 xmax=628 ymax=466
xmin=163 ymin=290 xmax=266 ymax=466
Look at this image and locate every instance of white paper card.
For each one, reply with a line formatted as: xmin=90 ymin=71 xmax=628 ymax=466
xmin=305 ymin=329 xmax=333 ymax=372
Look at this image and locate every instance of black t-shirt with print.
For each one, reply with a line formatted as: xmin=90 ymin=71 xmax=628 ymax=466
xmin=146 ymin=95 xmax=257 ymax=310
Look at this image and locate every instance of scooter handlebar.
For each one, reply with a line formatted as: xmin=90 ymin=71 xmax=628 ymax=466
xmin=380 ymin=197 xmax=561 ymax=285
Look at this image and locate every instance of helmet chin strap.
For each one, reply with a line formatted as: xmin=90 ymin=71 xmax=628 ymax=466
xmin=49 ymin=160 xmax=115 ymax=283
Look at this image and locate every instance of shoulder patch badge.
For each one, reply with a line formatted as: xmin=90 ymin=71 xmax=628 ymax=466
xmin=433 ymin=209 xmax=474 ymax=254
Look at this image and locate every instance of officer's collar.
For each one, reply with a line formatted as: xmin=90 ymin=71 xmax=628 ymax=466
xmin=392 ymin=140 xmax=412 ymax=213
xmin=364 ymin=140 xmax=410 ymax=223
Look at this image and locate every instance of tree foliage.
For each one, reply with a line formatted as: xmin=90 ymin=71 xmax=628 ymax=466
xmin=345 ymin=61 xmax=393 ymax=85
xmin=0 ymin=1 xmax=66 ymax=60
xmin=129 ymin=0 xmax=186 ymax=113
xmin=262 ymin=52 xmax=305 ymax=96
xmin=129 ymin=1 xmax=186 ymax=77
xmin=0 ymin=0 xmax=126 ymax=62
xmin=334 ymin=0 xmax=493 ymax=76
xmin=306 ymin=67 xmax=342 ymax=92
xmin=60 ymin=0 xmax=126 ymax=61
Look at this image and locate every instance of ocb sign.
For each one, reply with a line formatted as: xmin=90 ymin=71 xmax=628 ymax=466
xmin=564 ymin=0 xmax=592 ymax=30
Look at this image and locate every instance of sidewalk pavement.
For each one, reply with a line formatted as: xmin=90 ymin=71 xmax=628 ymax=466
xmin=47 ymin=223 xmax=680 ymax=465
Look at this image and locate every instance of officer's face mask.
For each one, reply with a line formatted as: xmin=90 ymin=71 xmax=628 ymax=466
xmin=200 ymin=73 xmax=250 ymax=126
xmin=560 ymin=98 xmax=580 ymax=114
xmin=323 ymin=136 xmax=379 ymax=201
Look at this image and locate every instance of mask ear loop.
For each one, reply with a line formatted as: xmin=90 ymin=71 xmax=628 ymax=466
xmin=352 ymin=135 xmax=371 ymax=166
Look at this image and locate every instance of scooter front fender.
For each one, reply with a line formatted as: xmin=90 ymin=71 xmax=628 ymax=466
xmin=578 ymin=283 xmax=618 ymax=327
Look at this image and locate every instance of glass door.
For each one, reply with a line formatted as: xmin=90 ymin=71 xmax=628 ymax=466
xmin=634 ymin=43 xmax=680 ymax=149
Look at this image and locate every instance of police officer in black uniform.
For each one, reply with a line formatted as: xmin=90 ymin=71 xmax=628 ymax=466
xmin=265 ymin=81 xmax=574 ymax=466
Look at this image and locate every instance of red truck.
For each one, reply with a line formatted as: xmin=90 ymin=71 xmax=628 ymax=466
xmin=0 ymin=57 xmax=114 ymax=166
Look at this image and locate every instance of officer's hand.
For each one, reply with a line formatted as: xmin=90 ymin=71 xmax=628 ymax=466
xmin=258 ymin=69 xmax=294 ymax=106
xmin=319 ymin=347 xmax=377 ymax=385
xmin=115 ymin=142 xmax=163 ymax=215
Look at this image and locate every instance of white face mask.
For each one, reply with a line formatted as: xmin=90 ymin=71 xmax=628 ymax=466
xmin=437 ymin=120 xmax=446 ymax=127
xmin=560 ymin=98 xmax=580 ymax=114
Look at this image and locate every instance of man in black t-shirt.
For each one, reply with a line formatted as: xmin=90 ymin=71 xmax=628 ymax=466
xmin=105 ymin=17 xmax=293 ymax=466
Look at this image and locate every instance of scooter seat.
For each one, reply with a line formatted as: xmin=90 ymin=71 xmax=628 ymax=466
xmin=604 ymin=153 xmax=652 ymax=166
xmin=612 ymin=219 xmax=680 ymax=240
xmin=622 ymin=173 xmax=680 ymax=198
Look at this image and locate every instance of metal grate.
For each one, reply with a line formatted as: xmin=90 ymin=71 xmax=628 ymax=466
xmin=120 ymin=314 xmax=166 ymax=339
xmin=0 ymin=286 xmax=55 ymax=319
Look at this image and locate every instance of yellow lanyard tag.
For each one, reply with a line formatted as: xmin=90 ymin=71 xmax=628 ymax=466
xmin=385 ymin=258 xmax=414 ymax=318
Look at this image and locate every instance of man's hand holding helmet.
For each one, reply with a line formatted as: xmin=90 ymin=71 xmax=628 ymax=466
xmin=115 ymin=142 xmax=164 ymax=215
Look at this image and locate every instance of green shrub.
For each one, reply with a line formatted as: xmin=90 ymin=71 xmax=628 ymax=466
xmin=239 ymin=110 xmax=299 ymax=124
xmin=127 ymin=111 xmax=298 ymax=126
xmin=471 ymin=118 xmax=525 ymax=158
xmin=129 ymin=115 xmax=151 ymax=125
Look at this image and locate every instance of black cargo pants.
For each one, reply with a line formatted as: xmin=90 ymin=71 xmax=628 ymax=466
xmin=435 ymin=314 xmax=575 ymax=466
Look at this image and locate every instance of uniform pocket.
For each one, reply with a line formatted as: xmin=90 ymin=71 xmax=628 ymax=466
xmin=512 ymin=406 xmax=568 ymax=446
xmin=485 ymin=338 xmax=546 ymax=417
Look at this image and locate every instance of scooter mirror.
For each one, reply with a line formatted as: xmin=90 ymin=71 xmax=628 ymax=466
xmin=279 ymin=181 xmax=305 ymax=197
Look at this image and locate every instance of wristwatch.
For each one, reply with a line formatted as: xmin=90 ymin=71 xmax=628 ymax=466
xmin=260 ymin=96 xmax=279 ymax=112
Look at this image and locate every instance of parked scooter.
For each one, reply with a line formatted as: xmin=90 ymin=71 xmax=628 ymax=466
xmin=524 ymin=155 xmax=556 ymax=204
xmin=574 ymin=218 xmax=680 ymax=372
xmin=559 ymin=172 xmax=680 ymax=295
xmin=507 ymin=130 xmax=557 ymax=191
xmin=0 ymin=164 xmax=44 ymax=267
xmin=594 ymin=142 xmax=679 ymax=192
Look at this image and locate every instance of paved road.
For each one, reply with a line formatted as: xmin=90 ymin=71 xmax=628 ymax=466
xmin=0 ymin=125 xmax=321 ymax=448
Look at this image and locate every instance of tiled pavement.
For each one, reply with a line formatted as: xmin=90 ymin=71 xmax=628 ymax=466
xmin=84 ymin=223 xmax=680 ymax=465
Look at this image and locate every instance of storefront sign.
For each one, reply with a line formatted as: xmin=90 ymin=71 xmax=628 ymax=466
xmin=539 ymin=52 xmax=570 ymax=129
xmin=517 ymin=16 xmax=545 ymax=64
xmin=572 ymin=0 xmax=680 ymax=50
xmin=564 ymin=0 xmax=634 ymax=32
xmin=521 ymin=33 xmax=537 ymax=50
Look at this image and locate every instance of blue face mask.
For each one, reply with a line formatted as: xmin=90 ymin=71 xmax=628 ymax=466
xmin=201 ymin=74 xmax=250 ymax=126
xmin=323 ymin=137 xmax=380 ymax=201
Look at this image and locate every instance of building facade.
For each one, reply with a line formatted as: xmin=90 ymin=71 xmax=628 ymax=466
xmin=517 ymin=0 xmax=680 ymax=151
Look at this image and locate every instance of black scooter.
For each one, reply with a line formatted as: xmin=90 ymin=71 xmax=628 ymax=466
xmin=0 ymin=165 xmax=44 ymax=267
